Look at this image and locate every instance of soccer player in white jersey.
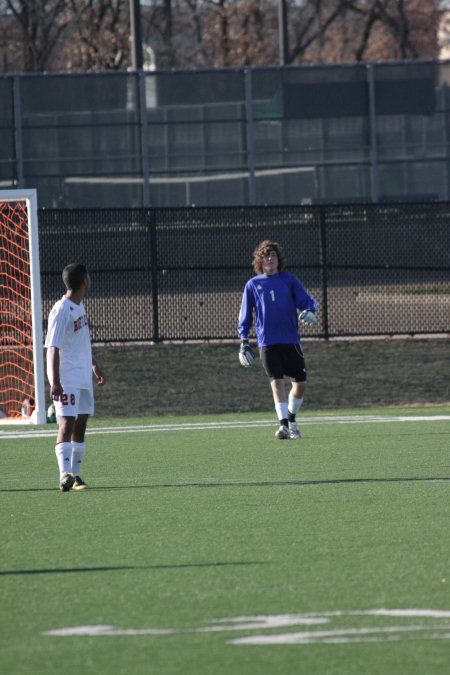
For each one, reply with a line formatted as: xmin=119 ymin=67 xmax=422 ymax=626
xmin=45 ymin=263 xmax=105 ymax=491
xmin=238 ymin=240 xmax=317 ymax=440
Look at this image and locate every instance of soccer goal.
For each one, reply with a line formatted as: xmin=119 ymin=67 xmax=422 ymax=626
xmin=0 ymin=189 xmax=46 ymax=424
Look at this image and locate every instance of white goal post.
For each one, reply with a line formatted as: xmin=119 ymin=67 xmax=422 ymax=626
xmin=0 ymin=189 xmax=46 ymax=424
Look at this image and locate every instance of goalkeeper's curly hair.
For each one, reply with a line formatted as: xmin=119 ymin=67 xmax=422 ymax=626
xmin=252 ymin=240 xmax=286 ymax=274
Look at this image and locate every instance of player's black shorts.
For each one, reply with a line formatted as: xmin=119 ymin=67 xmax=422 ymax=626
xmin=260 ymin=343 xmax=307 ymax=381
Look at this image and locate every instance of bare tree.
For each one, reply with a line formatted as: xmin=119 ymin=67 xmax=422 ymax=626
xmin=287 ymin=0 xmax=357 ymax=64
xmin=285 ymin=0 xmax=442 ymax=65
xmin=0 ymin=0 xmax=444 ymax=73
xmin=205 ymin=0 xmax=278 ymax=66
xmin=161 ymin=0 xmax=174 ymax=65
xmin=158 ymin=0 xmax=279 ymax=68
xmin=146 ymin=0 xmax=441 ymax=69
xmin=343 ymin=0 xmax=442 ymax=62
xmin=65 ymin=0 xmax=129 ymax=71
xmin=0 ymin=0 xmax=130 ymax=72
xmin=1 ymin=0 xmax=70 ymax=71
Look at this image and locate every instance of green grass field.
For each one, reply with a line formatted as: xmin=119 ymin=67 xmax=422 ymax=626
xmin=1 ymin=406 xmax=449 ymax=675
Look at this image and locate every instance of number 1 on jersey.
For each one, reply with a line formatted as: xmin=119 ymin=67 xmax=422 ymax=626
xmin=270 ymin=290 xmax=275 ymax=302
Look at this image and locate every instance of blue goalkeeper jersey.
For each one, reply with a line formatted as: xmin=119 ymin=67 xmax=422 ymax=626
xmin=238 ymin=271 xmax=318 ymax=347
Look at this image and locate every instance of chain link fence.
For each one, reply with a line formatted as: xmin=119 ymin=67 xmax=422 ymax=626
xmin=38 ymin=203 xmax=449 ymax=341
xmin=3 ymin=61 xmax=450 ymax=207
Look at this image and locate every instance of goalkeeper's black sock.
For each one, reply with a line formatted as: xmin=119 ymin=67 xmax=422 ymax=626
xmin=288 ymin=411 xmax=296 ymax=423
xmin=280 ymin=418 xmax=288 ymax=427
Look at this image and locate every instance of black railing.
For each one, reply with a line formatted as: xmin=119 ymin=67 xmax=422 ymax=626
xmin=38 ymin=203 xmax=449 ymax=341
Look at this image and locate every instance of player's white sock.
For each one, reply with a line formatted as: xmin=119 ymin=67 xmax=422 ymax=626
xmin=288 ymin=394 xmax=304 ymax=416
xmin=275 ymin=402 xmax=289 ymax=423
xmin=55 ymin=442 xmax=72 ymax=479
xmin=71 ymin=441 xmax=86 ymax=477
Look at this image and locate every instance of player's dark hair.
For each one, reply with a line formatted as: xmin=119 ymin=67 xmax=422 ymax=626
xmin=62 ymin=263 xmax=88 ymax=291
xmin=252 ymin=240 xmax=286 ymax=274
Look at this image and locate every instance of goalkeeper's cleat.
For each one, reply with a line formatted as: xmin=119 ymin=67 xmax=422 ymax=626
xmin=59 ymin=472 xmax=75 ymax=492
xmin=289 ymin=421 xmax=302 ymax=439
xmin=275 ymin=425 xmax=289 ymax=440
xmin=72 ymin=476 xmax=88 ymax=490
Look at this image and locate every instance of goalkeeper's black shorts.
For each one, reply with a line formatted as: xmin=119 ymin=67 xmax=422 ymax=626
xmin=260 ymin=343 xmax=307 ymax=381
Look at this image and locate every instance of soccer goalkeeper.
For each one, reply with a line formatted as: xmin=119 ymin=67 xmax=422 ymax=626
xmin=237 ymin=240 xmax=317 ymax=440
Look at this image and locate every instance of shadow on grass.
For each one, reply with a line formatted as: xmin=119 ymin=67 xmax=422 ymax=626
xmin=1 ymin=475 xmax=449 ymax=493
xmin=0 ymin=561 xmax=264 ymax=577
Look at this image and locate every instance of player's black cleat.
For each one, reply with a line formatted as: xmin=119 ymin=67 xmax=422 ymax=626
xmin=72 ymin=476 xmax=88 ymax=490
xmin=59 ymin=472 xmax=75 ymax=492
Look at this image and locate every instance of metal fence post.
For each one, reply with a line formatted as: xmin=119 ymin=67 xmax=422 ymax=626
xmin=244 ymin=68 xmax=256 ymax=205
xmin=318 ymin=205 xmax=330 ymax=339
xmin=444 ymin=84 xmax=449 ymax=201
xmin=367 ymin=63 xmax=379 ymax=203
xmin=138 ymin=71 xmax=151 ymax=206
xmin=13 ymin=75 xmax=24 ymax=188
xmin=148 ymin=209 xmax=159 ymax=342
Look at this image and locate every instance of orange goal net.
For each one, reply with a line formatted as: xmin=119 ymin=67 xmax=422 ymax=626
xmin=0 ymin=190 xmax=46 ymax=424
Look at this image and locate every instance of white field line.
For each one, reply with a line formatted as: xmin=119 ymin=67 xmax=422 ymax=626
xmin=228 ymin=624 xmax=450 ymax=645
xmin=0 ymin=414 xmax=449 ymax=440
xmin=43 ymin=623 xmax=450 ymax=641
xmin=42 ymin=608 xmax=450 ymax=644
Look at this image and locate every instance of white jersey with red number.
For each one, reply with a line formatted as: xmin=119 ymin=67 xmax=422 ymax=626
xmin=45 ymin=296 xmax=93 ymax=388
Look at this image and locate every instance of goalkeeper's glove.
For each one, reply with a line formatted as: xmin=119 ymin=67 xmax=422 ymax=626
xmin=239 ymin=339 xmax=255 ymax=367
xmin=299 ymin=309 xmax=317 ymax=326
